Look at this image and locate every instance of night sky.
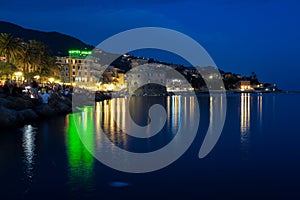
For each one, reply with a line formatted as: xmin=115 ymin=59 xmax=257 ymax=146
xmin=1 ymin=0 xmax=299 ymax=90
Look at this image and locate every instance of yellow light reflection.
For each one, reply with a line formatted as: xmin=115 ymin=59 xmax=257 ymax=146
xmin=241 ymin=93 xmax=251 ymax=134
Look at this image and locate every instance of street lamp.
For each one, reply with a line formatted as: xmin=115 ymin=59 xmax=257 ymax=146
xmin=14 ymin=71 xmax=23 ymax=84
xmin=49 ymin=77 xmax=55 ymax=83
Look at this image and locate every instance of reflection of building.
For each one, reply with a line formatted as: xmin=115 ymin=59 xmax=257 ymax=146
xmin=240 ymin=93 xmax=251 ymax=160
xmin=125 ymin=64 xmax=167 ymax=95
xmin=240 ymin=93 xmax=251 ymax=134
xmin=66 ymin=113 xmax=94 ymax=188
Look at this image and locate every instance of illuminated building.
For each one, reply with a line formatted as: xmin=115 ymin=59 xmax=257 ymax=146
xmin=56 ymin=49 xmax=100 ymax=84
xmin=125 ymin=64 xmax=167 ymax=95
xmin=166 ymin=78 xmax=193 ymax=92
xmin=238 ymin=80 xmax=253 ymax=91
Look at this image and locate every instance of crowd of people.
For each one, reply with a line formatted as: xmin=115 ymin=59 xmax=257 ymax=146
xmin=0 ymin=79 xmax=73 ymax=104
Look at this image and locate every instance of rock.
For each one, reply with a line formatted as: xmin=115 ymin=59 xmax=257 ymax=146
xmin=17 ymin=109 xmax=38 ymax=124
xmin=0 ymin=93 xmax=72 ymax=128
xmin=48 ymin=94 xmax=72 ymax=114
xmin=0 ymin=97 xmax=17 ymax=110
xmin=34 ymin=104 xmax=56 ymax=117
xmin=7 ymin=96 xmax=34 ymax=110
xmin=0 ymin=93 xmax=7 ymax=98
xmin=0 ymin=97 xmax=9 ymax=106
xmin=55 ymin=102 xmax=72 ymax=114
xmin=0 ymin=106 xmax=17 ymax=128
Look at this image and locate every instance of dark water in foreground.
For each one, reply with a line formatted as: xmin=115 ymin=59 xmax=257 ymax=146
xmin=1 ymin=94 xmax=300 ymax=199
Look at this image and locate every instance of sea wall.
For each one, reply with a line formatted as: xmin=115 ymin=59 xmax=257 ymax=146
xmin=0 ymin=92 xmax=72 ymax=129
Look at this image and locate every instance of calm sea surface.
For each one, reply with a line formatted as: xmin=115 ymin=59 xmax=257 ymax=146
xmin=1 ymin=94 xmax=300 ymax=199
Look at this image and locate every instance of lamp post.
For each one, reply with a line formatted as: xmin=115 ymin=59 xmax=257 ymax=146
xmin=14 ymin=71 xmax=23 ymax=85
xmin=49 ymin=77 xmax=55 ymax=84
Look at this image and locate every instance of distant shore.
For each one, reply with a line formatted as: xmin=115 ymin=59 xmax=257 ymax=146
xmin=1 ymin=88 xmax=299 ymax=129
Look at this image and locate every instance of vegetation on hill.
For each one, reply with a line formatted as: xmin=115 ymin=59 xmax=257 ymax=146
xmin=0 ymin=21 xmax=93 ymax=56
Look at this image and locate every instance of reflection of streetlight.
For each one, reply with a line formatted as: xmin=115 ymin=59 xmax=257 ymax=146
xmin=49 ymin=77 xmax=54 ymax=83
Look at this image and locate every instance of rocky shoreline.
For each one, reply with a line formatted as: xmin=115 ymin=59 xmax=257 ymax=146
xmin=0 ymin=92 xmax=72 ymax=129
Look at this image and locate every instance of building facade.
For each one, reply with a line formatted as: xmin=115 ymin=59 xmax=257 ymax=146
xmin=125 ymin=64 xmax=167 ymax=95
xmin=56 ymin=50 xmax=101 ymax=85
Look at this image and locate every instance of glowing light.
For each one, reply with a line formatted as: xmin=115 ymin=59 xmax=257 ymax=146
xmin=106 ymin=84 xmax=115 ymax=91
xmin=68 ymin=50 xmax=81 ymax=54
xmin=69 ymin=50 xmax=92 ymax=57
xmin=22 ymin=125 xmax=36 ymax=182
xmin=49 ymin=77 xmax=55 ymax=83
xmin=14 ymin=71 xmax=23 ymax=77
xmin=66 ymin=112 xmax=95 ymax=186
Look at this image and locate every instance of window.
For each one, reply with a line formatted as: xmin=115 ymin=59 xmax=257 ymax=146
xmin=73 ymin=66 xmax=75 ymax=69
xmin=73 ymin=72 xmax=75 ymax=75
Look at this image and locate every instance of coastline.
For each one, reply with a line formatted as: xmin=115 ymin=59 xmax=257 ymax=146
xmin=1 ymin=89 xmax=297 ymax=130
xmin=0 ymin=92 xmax=72 ymax=129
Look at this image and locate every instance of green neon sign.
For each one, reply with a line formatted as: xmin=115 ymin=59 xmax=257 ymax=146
xmin=81 ymin=51 xmax=92 ymax=55
xmin=68 ymin=50 xmax=92 ymax=56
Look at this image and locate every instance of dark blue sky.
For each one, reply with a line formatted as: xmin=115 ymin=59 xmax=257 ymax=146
xmin=1 ymin=0 xmax=299 ymax=90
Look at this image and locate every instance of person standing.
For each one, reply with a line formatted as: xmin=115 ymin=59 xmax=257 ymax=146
xmin=42 ymin=90 xmax=50 ymax=104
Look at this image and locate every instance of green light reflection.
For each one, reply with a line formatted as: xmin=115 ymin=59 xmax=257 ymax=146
xmin=66 ymin=107 xmax=95 ymax=191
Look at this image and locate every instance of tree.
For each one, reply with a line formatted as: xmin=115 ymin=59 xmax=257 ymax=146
xmin=0 ymin=33 xmax=23 ymax=63
xmin=15 ymin=42 xmax=31 ymax=73
xmin=250 ymin=72 xmax=259 ymax=85
xmin=0 ymin=62 xmax=17 ymax=79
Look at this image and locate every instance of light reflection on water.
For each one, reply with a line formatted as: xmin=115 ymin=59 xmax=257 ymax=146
xmin=5 ymin=94 xmax=299 ymax=199
xmin=240 ymin=93 xmax=251 ymax=159
xmin=19 ymin=94 xmax=265 ymax=187
xmin=22 ymin=125 xmax=37 ymax=192
xmin=65 ymin=111 xmax=95 ymax=194
xmin=239 ymin=93 xmax=266 ymax=159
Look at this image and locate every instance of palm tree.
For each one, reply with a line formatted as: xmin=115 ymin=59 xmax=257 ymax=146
xmin=0 ymin=33 xmax=23 ymax=63
xmin=0 ymin=62 xmax=17 ymax=80
xmin=40 ymin=54 xmax=59 ymax=83
xmin=28 ymin=40 xmax=48 ymax=71
xmin=28 ymin=41 xmax=57 ymax=82
xmin=16 ymin=42 xmax=31 ymax=72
